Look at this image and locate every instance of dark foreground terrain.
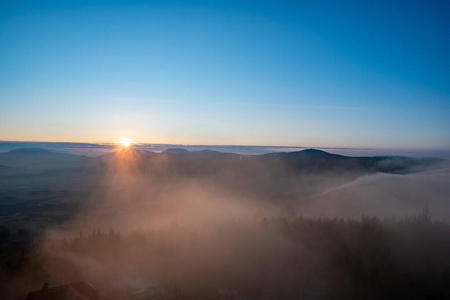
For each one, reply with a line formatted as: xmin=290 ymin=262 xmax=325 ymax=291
xmin=0 ymin=147 xmax=449 ymax=299
xmin=3 ymin=215 xmax=450 ymax=300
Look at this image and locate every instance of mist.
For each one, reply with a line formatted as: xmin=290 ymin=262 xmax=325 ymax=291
xmin=308 ymin=162 xmax=450 ymax=219
xmin=1 ymin=148 xmax=450 ymax=299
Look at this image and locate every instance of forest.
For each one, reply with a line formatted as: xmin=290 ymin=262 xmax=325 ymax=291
xmin=2 ymin=211 xmax=450 ymax=300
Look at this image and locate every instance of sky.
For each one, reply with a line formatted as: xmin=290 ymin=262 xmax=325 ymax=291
xmin=1 ymin=0 xmax=449 ymax=150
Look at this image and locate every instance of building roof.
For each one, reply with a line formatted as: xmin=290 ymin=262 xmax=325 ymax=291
xmin=17 ymin=282 xmax=99 ymax=300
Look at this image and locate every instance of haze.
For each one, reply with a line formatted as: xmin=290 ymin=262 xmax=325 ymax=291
xmin=1 ymin=1 xmax=450 ymax=300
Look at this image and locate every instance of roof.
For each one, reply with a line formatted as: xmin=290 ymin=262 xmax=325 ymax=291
xmin=17 ymin=282 xmax=99 ymax=300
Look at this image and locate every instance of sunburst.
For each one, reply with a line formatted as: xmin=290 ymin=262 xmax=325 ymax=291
xmin=120 ymin=139 xmax=132 ymax=147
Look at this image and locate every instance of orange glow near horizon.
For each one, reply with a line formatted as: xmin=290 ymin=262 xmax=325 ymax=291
xmin=120 ymin=139 xmax=132 ymax=147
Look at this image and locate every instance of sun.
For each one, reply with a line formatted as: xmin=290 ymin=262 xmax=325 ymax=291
xmin=120 ymin=139 xmax=132 ymax=147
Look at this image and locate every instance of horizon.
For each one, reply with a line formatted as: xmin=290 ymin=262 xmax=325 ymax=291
xmin=1 ymin=140 xmax=449 ymax=159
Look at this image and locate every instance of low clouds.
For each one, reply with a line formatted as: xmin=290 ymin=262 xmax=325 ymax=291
xmin=310 ymin=162 xmax=450 ymax=219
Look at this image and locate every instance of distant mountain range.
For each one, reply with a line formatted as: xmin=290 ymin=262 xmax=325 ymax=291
xmin=2 ymin=141 xmax=450 ymax=158
xmin=0 ymin=147 xmax=86 ymax=171
xmin=0 ymin=147 xmax=443 ymax=176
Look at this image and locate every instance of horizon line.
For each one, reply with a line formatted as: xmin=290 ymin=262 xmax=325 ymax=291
xmin=1 ymin=140 xmax=449 ymax=152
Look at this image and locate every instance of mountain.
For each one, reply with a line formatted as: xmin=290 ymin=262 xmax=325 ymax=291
xmin=7 ymin=147 xmax=52 ymax=154
xmin=0 ymin=148 xmax=88 ymax=170
xmin=0 ymin=146 xmax=443 ymax=177
xmin=263 ymin=148 xmax=342 ymax=158
xmin=86 ymin=147 xmax=443 ymax=175
xmin=162 ymin=148 xmax=190 ymax=154
xmin=90 ymin=148 xmax=441 ymax=180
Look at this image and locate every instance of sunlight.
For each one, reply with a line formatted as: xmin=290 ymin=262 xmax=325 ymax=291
xmin=120 ymin=139 xmax=132 ymax=147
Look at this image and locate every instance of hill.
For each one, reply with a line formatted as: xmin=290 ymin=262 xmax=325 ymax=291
xmin=0 ymin=148 xmax=88 ymax=170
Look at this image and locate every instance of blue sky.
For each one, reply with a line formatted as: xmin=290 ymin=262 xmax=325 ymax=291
xmin=1 ymin=0 xmax=449 ymax=149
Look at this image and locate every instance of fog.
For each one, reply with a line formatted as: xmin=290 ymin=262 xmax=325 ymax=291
xmin=1 ymin=148 xmax=450 ymax=299
xmin=309 ymin=162 xmax=450 ymax=219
